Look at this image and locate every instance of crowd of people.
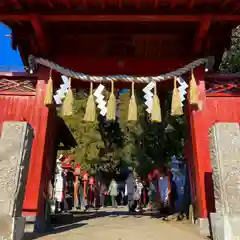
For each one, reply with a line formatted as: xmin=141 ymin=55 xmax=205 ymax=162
xmin=107 ymin=171 xmax=145 ymax=212
xmin=51 ymin=158 xmax=184 ymax=216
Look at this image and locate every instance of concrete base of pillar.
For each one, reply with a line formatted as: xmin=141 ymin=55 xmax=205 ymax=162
xmin=210 ymin=213 xmax=240 ymax=240
xmin=12 ymin=217 xmax=26 ymax=240
xmin=24 ymin=214 xmax=51 ymax=234
xmin=0 ymin=216 xmax=26 ymax=240
xmin=196 ymin=217 xmax=210 ymax=237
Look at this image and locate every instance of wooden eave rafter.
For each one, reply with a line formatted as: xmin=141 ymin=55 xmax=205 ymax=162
xmin=82 ymin=0 xmax=88 ymax=9
xmin=1 ymin=14 xmax=240 ymax=22
xmin=2 ymin=0 xmax=240 ymax=13
xmin=30 ymin=15 xmax=49 ymax=54
xmin=221 ymin=0 xmax=234 ymax=7
xmin=194 ymin=15 xmax=211 ymax=53
xmin=100 ymin=0 xmax=105 ymax=10
xmin=118 ymin=0 xmax=123 ymax=9
xmin=171 ymin=0 xmax=177 ymax=9
xmin=59 ymin=0 xmax=71 ymax=9
xmin=153 ymin=0 xmax=159 ymax=9
xmin=45 ymin=0 xmax=54 ymax=8
xmin=10 ymin=0 xmax=22 ymax=9
xmin=188 ymin=0 xmax=195 ymax=9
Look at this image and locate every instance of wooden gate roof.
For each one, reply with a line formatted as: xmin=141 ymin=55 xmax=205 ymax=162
xmin=1 ymin=0 xmax=240 ymax=68
xmin=1 ymin=0 xmax=240 ymax=13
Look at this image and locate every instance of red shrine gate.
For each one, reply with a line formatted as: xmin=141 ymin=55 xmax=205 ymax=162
xmin=0 ymin=0 xmax=240 ymax=233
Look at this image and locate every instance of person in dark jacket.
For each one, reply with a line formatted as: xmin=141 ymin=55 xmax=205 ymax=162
xmin=100 ymin=182 xmax=107 ymax=208
xmin=126 ymin=170 xmax=136 ymax=212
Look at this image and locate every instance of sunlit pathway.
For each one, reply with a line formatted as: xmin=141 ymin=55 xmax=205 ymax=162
xmin=34 ymin=208 xmax=204 ymax=240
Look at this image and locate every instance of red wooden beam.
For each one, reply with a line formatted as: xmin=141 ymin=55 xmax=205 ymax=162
xmin=44 ymin=0 xmax=54 ymax=8
xmin=1 ymin=14 xmax=240 ymax=22
xmin=171 ymin=0 xmax=177 ymax=8
xmin=82 ymin=0 xmax=88 ymax=9
xmin=62 ymin=0 xmax=71 ymax=9
xmin=194 ymin=15 xmax=211 ymax=53
xmin=0 ymin=92 xmax=36 ymax=96
xmin=100 ymin=0 xmax=105 ymax=9
xmin=153 ymin=0 xmax=159 ymax=9
xmin=188 ymin=0 xmax=195 ymax=9
xmin=135 ymin=0 xmax=141 ymax=9
xmin=30 ymin=15 xmax=49 ymax=53
xmin=221 ymin=0 xmax=233 ymax=7
xmin=118 ymin=0 xmax=123 ymax=9
xmin=10 ymin=0 xmax=22 ymax=9
xmin=230 ymin=2 xmax=240 ymax=14
xmin=206 ymin=92 xmax=240 ymax=97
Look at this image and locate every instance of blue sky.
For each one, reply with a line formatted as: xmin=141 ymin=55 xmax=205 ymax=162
xmin=0 ymin=23 xmax=24 ymax=72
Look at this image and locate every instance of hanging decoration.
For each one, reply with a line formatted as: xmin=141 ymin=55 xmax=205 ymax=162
xmin=62 ymin=77 xmax=73 ymax=116
xmin=54 ymin=75 xmax=70 ymax=104
xmin=128 ymin=82 xmax=137 ymax=121
xmin=94 ymin=84 xmax=107 ymax=116
xmin=176 ymin=77 xmax=188 ymax=107
xmin=143 ymin=81 xmax=155 ymax=113
xmin=189 ymin=69 xmax=199 ymax=105
xmin=106 ymin=80 xmax=116 ymax=121
xmin=84 ymin=82 xmax=96 ymax=122
xmin=30 ymin=55 xmax=213 ymax=120
xmin=150 ymin=84 xmax=162 ymax=123
xmin=31 ymin=55 xmax=212 ymax=83
xmin=171 ymin=77 xmax=183 ymax=116
xmin=44 ymin=69 xmax=53 ymax=106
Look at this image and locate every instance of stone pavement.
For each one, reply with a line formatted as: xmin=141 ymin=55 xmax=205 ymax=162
xmin=26 ymin=208 xmax=205 ymax=240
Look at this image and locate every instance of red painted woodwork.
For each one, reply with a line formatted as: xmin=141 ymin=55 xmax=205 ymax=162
xmin=53 ymin=56 xmax=191 ymax=76
xmin=0 ymin=71 xmax=56 ymax=218
xmin=187 ymin=68 xmax=240 ymax=218
xmin=1 ymin=14 xmax=240 ymax=23
xmin=1 ymin=0 xmax=239 ymax=68
xmin=194 ymin=15 xmax=211 ymax=53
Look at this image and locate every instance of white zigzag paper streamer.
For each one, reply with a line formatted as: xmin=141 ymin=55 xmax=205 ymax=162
xmin=177 ymin=77 xmax=188 ymax=107
xmin=53 ymin=75 xmax=70 ymax=104
xmin=143 ymin=81 xmax=156 ymax=113
xmin=94 ymin=84 xmax=107 ymax=116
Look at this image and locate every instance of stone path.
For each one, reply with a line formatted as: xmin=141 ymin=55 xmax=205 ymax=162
xmin=29 ymin=208 xmax=205 ymax=240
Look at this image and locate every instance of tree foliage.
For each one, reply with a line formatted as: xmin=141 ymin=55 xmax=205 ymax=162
xmin=59 ymin=88 xmax=186 ymax=177
xmin=220 ymin=26 xmax=240 ymax=73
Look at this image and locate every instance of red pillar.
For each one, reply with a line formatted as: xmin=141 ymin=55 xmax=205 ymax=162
xmin=187 ymin=67 xmax=212 ymax=219
xmin=23 ymin=68 xmax=50 ymax=219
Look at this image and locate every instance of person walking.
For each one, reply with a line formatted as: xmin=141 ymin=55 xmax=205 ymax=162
xmin=108 ymin=178 xmax=118 ymax=209
xmin=134 ymin=178 xmax=143 ymax=212
xmin=126 ymin=169 xmax=136 ymax=212
xmin=100 ymin=182 xmax=107 ymax=208
xmin=79 ymin=180 xmax=87 ymax=211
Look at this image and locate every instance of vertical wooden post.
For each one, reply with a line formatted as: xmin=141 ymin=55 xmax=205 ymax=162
xmin=187 ymin=66 xmax=211 ymax=219
xmin=23 ymin=68 xmax=50 ymax=220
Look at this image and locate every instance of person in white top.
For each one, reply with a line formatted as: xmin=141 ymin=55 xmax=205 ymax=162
xmin=134 ymin=178 xmax=143 ymax=212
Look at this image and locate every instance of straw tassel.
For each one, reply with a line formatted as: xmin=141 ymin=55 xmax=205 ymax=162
xmin=171 ymin=77 xmax=183 ymax=116
xmin=84 ymin=82 xmax=96 ymax=122
xmin=128 ymin=82 xmax=137 ymax=121
xmin=44 ymin=69 xmax=53 ymax=106
xmin=107 ymin=80 xmax=116 ymax=121
xmin=150 ymin=84 xmax=162 ymax=123
xmin=189 ymin=69 xmax=199 ymax=105
xmin=62 ymin=78 xmax=74 ymax=116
